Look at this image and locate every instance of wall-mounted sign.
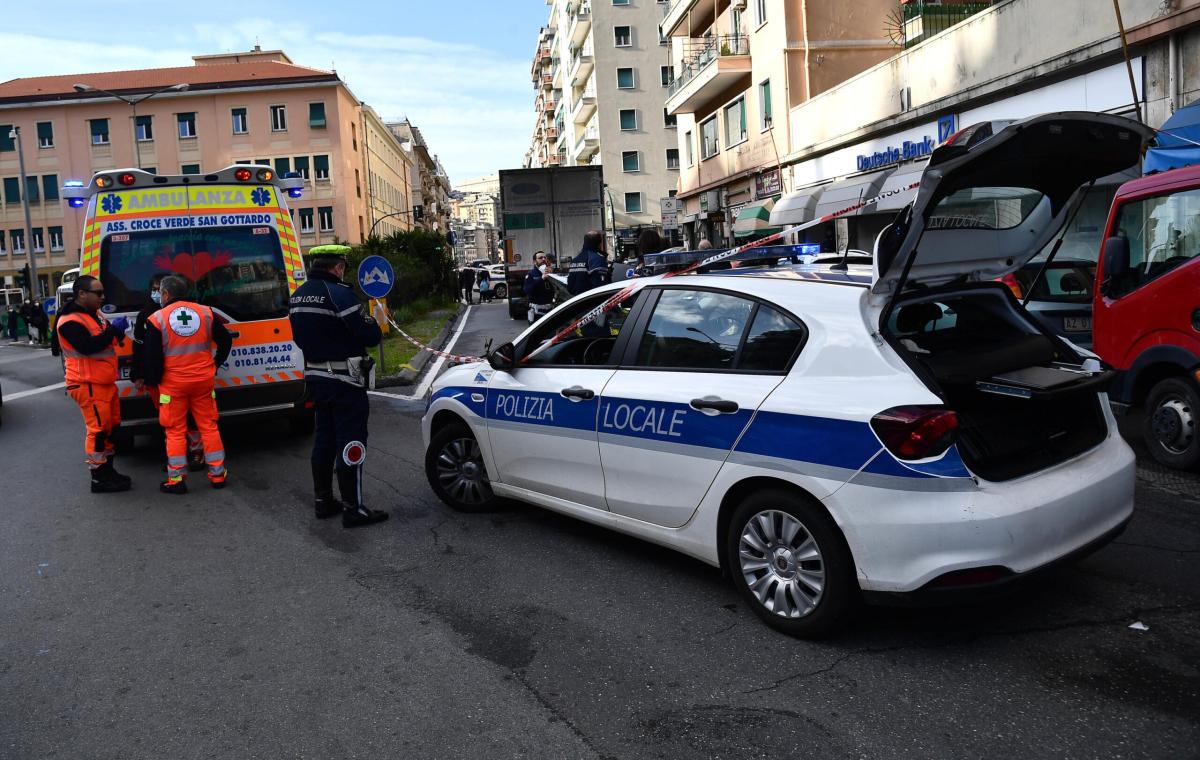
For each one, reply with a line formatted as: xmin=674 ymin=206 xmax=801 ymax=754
xmin=755 ymin=169 xmax=782 ymax=198
xmin=856 ymin=136 xmax=936 ymax=171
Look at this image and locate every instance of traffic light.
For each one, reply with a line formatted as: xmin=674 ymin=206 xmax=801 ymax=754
xmin=413 ymin=205 xmax=424 ymax=221
xmin=15 ymin=264 xmax=30 ymax=290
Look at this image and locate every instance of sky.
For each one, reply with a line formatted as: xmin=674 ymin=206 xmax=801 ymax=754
xmin=0 ymin=0 xmax=549 ymax=184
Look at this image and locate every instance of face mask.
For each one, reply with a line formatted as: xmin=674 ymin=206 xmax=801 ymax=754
xmin=150 ymin=290 xmax=161 ymax=305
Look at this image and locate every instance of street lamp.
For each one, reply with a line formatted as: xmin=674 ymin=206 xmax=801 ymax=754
xmin=8 ymin=127 xmax=38 ymax=298
xmin=368 ymin=206 xmax=425 ymax=239
xmin=73 ymin=82 xmax=189 ymax=169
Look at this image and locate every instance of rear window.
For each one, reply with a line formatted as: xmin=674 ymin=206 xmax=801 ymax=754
xmin=1014 ymin=261 xmax=1094 ymax=303
xmin=928 ymin=187 xmax=1046 ymax=231
xmin=100 ymin=226 xmax=288 ymax=321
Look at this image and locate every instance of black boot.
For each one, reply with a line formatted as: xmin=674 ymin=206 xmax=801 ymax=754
xmin=159 ymin=477 xmax=188 ymax=495
xmin=106 ymin=457 xmax=132 ymax=487
xmin=337 ymin=465 xmax=388 ymax=528
xmin=90 ymin=465 xmax=131 ymax=494
xmin=312 ymin=462 xmax=340 ymax=519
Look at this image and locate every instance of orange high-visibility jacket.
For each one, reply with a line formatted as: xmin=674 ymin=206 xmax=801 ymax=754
xmin=148 ymin=301 xmax=217 ymax=385
xmin=57 ymin=311 xmax=119 ymax=385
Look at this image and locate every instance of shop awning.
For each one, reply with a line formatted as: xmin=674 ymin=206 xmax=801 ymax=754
xmin=769 ymin=184 xmax=827 ymax=226
xmin=1145 ymin=97 xmax=1200 ymax=173
xmin=872 ymin=159 xmax=928 ymax=214
xmin=732 ymin=198 xmax=781 ymax=239
xmin=812 ymin=169 xmax=894 ymax=220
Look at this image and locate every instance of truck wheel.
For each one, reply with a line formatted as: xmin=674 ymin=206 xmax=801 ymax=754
xmin=425 ymin=421 xmax=497 ymax=512
xmin=725 ymin=488 xmax=858 ymax=638
xmin=1143 ymin=377 xmax=1200 ymax=470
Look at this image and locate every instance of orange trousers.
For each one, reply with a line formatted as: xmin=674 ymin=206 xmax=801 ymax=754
xmin=147 ymin=385 xmax=203 ymax=456
xmin=158 ymin=381 xmax=226 ymax=483
xmin=67 ymin=382 xmax=120 ymax=470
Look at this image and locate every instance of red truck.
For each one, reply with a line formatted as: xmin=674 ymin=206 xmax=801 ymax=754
xmin=1094 ymin=162 xmax=1200 ymax=469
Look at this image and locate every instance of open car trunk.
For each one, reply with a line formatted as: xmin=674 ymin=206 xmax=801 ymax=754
xmin=885 ymin=285 xmax=1109 ymax=482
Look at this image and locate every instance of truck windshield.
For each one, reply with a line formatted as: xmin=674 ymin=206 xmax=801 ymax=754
xmin=99 ymin=226 xmax=288 ymax=321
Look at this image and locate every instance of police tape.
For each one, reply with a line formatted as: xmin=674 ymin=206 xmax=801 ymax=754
xmin=521 ymin=179 xmax=924 ymax=363
xmin=383 ymin=311 xmax=482 ymax=364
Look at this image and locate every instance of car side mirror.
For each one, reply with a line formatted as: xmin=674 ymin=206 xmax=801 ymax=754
xmin=1101 ymin=236 xmax=1130 ymax=295
xmin=488 ymin=342 xmax=516 ymax=372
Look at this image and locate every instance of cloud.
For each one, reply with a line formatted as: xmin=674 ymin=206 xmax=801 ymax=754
xmin=0 ymin=21 xmax=534 ymax=182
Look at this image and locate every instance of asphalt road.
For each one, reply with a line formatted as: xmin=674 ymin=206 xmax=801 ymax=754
xmin=1 ymin=300 xmax=1197 ymax=759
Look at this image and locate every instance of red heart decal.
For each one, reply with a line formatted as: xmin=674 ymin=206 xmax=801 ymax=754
xmin=153 ymin=250 xmax=232 ymax=280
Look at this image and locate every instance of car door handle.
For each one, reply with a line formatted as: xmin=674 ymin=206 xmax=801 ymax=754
xmin=560 ymin=386 xmax=595 ymax=401
xmin=690 ymin=397 xmax=739 ymax=414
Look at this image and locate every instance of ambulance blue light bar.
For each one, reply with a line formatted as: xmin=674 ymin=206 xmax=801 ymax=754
xmin=643 ymin=243 xmax=826 ymax=271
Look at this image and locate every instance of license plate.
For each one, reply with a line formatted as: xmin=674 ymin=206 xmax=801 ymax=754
xmin=1063 ymin=316 xmax=1091 ymax=332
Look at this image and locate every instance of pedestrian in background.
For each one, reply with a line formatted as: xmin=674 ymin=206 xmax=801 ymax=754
xmin=567 ymin=230 xmax=609 ymax=296
xmin=21 ymin=299 xmax=37 ymax=345
xmin=142 ymin=276 xmax=233 ymax=494
xmin=31 ymin=301 xmax=50 ymax=347
xmin=459 ymin=267 xmax=475 ymax=305
xmin=697 ymin=239 xmax=713 ymax=250
xmin=523 ymin=251 xmax=555 ymax=322
xmin=5 ymin=305 xmax=19 ymax=342
xmin=288 ymin=246 xmax=389 ymax=528
xmin=477 ymin=267 xmax=491 ymax=303
xmin=53 ymin=275 xmax=131 ymax=493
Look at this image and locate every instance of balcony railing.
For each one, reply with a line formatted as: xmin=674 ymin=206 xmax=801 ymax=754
xmin=902 ymin=2 xmax=993 ymax=48
xmin=667 ymin=34 xmax=750 ymax=97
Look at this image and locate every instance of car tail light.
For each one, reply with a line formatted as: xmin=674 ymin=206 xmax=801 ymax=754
xmin=118 ymin=172 xmax=137 ymax=186
xmin=999 ymin=273 xmax=1023 ymax=299
xmin=234 ymin=168 xmax=253 ymax=182
xmin=870 ymin=405 xmax=959 ymax=460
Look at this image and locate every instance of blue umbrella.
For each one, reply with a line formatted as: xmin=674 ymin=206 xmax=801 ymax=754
xmin=1145 ymin=98 xmax=1200 ymax=173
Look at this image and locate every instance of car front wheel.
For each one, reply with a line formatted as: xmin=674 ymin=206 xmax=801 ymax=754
xmin=1143 ymin=377 xmax=1200 ymax=470
xmin=725 ymin=488 xmax=857 ymax=638
xmin=425 ymin=421 xmax=498 ymax=512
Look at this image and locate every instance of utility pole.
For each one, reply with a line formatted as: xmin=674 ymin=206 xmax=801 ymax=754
xmin=10 ymin=127 xmax=39 ymax=298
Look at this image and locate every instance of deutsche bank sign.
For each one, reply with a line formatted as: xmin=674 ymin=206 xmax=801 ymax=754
xmin=856 ymin=136 xmax=936 ymax=171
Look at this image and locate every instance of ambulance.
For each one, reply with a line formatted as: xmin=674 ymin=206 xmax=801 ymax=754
xmin=62 ymin=166 xmax=314 ymax=437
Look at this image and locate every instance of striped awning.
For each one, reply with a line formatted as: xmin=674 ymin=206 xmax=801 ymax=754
xmin=732 ymin=198 xmax=781 ymax=239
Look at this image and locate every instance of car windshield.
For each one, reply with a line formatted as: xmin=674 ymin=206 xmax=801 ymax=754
xmin=99 ymin=226 xmax=289 ymax=321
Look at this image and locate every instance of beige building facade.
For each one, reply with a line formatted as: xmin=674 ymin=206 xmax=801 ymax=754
xmin=0 ymin=48 xmax=424 ymax=295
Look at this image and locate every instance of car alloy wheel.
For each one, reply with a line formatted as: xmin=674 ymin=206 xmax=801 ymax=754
xmin=425 ymin=422 xmax=498 ymax=512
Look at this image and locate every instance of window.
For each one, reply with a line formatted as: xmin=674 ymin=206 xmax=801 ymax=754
xmin=25 ymin=176 xmax=39 ymax=204
xmin=1107 ymin=187 xmax=1200 ymax=298
xmin=143 ymin=167 xmax=156 ymax=175
xmin=309 ymin=102 xmax=327 ymax=129
xmin=754 ymin=0 xmax=768 ymax=26
xmin=666 ymin=148 xmax=680 ymax=170
xmin=294 ymin=156 xmax=311 ymax=180
xmin=318 ymin=206 xmax=334 ymax=232
xmin=32 ymin=228 xmax=45 ymax=253
xmin=700 ymin=116 xmax=718 ymax=159
xmin=90 ymin=119 xmax=110 ymax=145
xmin=664 ymin=108 xmax=676 ymax=128
xmin=739 ymin=306 xmax=807 ymax=371
xmin=685 ymin=130 xmax=694 ymax=166
xmin=49 ymin=226 xmax=64 ymax=252
xmin=614 ymin=25 xmax=631 ymax=46
xmin=622 ymin=151 xmax=640 ymax=172
xmin=11 ymin=229 xmax=25 ymax=253
xmin=135 ymin=115 xmax=153 ymax=142
xmin=176 ymin=113 xmax=196 ymax=139
xmin=660 ymin=65 xmax=674 ymax=87
xmin=0 ymin=125 xmax=13 ymax=152
xmin=42 ymin=174 xmax=59 ymax=202
xmin=522 ymin=290 xmax=642 ymax=367
xmin=231 ymin=108 xmax=248 ymax=134
xmin=36 ymin=122 xmax=53 ymax=149
xmin=275 ymin=157 xmax=292 ymax=176
xmin=314 ymin=154 xmax=330 ymax=181
xmin=724 ymin=97 xmax=747 ymax=147
xmin=633 ymin=289 xmax=756 ymax=370
xmin=759 ymin=80 xmax=773 ymax=130
xmin=351 ymin=122 xmax=357 ymax=151
xmin=619 ymin=109 xmax=637 ymax=131
xmin=299 ymin=208 xmax=315 ymax=233
xmin=270 ymin=105 xmax=287 ymax=132
xmin=0 ymin=231 xmax=5 ymax=253
xmin=612 ymin=0 xmax=629 ymax=4
xmin=355 ymin=169 xmax=362 ymax=198
xmin=3 ymin=177 xmax=20 ymax=203
xmin=625 ymin=192 xmax=643 ymax=213
xmin=256 ymin=158 xmax=272 ymax=168
xmin=929 ymin=187 xmax=1045 ymax=230
xmin=616 ymin=67 xmax=635 ymax=89
xmin=181 ymin=164 xmax=201 ymax=175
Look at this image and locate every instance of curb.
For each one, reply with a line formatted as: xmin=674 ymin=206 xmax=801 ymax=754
xmin=375 ymin=305 xmax=465 ymax=388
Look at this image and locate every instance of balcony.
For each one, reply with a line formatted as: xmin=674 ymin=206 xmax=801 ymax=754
xmin=543 ymin=98 xmax=557 ymax=113
xmin=568 ymin=0 xmax=592 ymax=47
xmin=660 ymin=0 xmax=728 ymax=39
xmin=569 ymin=39 xmax=594 ymax=85
xmin=570 ymin=76 xmax=597 ymax=124
xmin=573 ymin=116 xmax=599 ymax=163
xmin=542 ymin=74 xmax=554 ymax=90
xmin=664 ymin=34 xmax=751 ymax=115
xmin=548 ymin=154 xmax=563 ymax=166
xmin=546 ymin=126 xmax=559 ymax=141
xmin=902 ymin=1 xmax=994 ymax=48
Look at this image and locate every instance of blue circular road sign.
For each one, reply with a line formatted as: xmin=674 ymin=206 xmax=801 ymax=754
xmin=358 ymin=255 xmax=395 ymax=299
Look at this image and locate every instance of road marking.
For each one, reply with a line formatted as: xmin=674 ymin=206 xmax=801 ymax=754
xmin=4 ymin=381 xmax=66 ymax=401
xmin=0 ymin=352 xmax=54 ymax=366
xmin=369 ymin=306 xmax=474 ymax=402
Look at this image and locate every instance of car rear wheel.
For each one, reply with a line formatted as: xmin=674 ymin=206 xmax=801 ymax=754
xmin=725 ymin=489 xmax=857 ymax=638
xmin=493 ymin=283 xmax=508 ymax=300
xmin=425 ymin=421 xmax=498 ymax=512
xmin=1143 ymin=377 xmax=1200 ymax=470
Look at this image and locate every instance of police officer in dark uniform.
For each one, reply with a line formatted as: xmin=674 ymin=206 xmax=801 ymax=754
xmin=567 ymin=230 xmax=610 ymax=296
xmin=289 ymin=245 xmax=389 ymax=528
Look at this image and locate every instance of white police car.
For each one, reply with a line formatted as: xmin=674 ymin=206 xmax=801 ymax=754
xmin=421 ymin=113 xmax=1151 ymax=637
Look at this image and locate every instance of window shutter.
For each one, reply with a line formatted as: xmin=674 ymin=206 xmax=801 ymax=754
xmin=90 ymin=119 xmax=108 ymax=137
xmin=36 ymin=122 xmax=53 ymax=142
xmin=25 ymin=176 xmax=40 ymax=203
xmin=0 ymin=126 xmax=14 ymax=152
xmin=3 ymin=177 xmax=19 ymax=203
xmin=308 ymin=103 xmax=326 ymax=128
xmin=42 ymin=174 xmax=59 ymax=201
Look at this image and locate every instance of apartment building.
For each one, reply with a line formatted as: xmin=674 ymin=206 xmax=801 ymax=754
xmin=661 ymin=0 xmax=897 ymax=248
xmin=386 ymin=120 xmax=453 ymax=236
xmin=0 ymin=47 xmax=421 ymax=294
xmin=529 ymin=0 xmax=681 ymax=255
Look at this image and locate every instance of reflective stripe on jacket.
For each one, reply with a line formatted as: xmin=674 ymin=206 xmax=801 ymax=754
xmin=57 ymin=312 xmax=118 ymax=385
xmin=148 ymin=301 xmax=216 ymax=384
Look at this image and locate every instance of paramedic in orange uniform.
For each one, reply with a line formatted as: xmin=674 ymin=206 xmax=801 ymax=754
xmin=142 ymin=275 xmax=235 ymax=494
xmin=53 ymin=275 xmax=132 ymax=493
